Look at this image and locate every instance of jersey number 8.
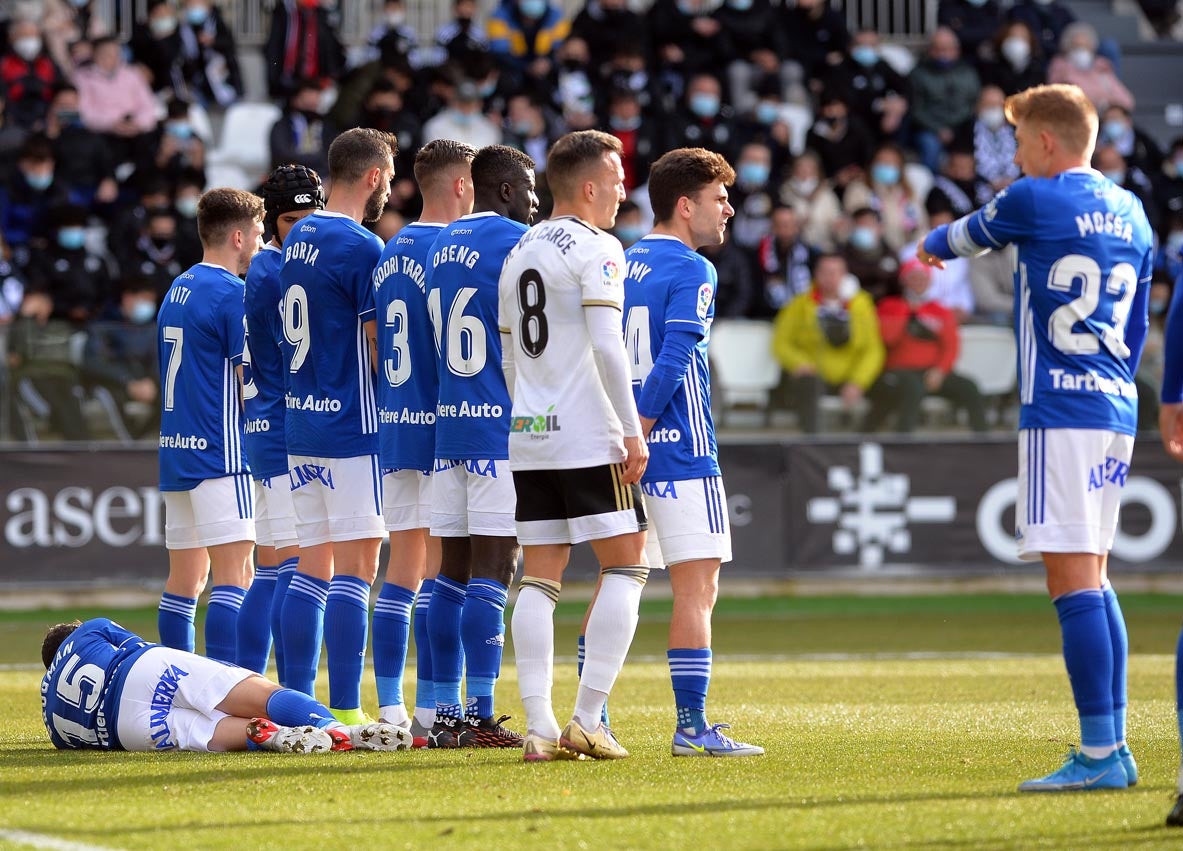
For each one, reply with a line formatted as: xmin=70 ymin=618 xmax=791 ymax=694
xmin=517 ymin=269 xmax=548 ymax=358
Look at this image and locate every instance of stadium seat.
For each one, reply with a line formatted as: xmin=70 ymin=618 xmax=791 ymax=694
xmin=708 ymin=319 xmax=781 ymax=426
xmin=780 ymin=103 xmax=813 ymax=157
xmin=904 ymin=163 xmax=933 ymax=204
xmin=956 ymin=325 xmax=1017 ymax=397
xmin=207 ymin=101 xmax=281 ymax=182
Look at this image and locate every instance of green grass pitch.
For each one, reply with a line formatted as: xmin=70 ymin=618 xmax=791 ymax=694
xmin=3 ymin=593 xmax=1183 ymax=850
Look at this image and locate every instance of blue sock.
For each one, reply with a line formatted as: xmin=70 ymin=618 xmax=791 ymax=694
xmin=373 ymin=582 xmax=416 ymax=708
xmin=324 ymin=574 xmax=371 ymax=712
xmin=236 ymin=566 xmax=277 ymax=674
xmin=205 ymin=586 xmax=246 ymax=663
xmin=1054 ymin=590 xmax=1116 ymax=752
xmin=265 ymin=687 xmax=336 ymax=729
xmin=414 ymin=579 xmax=436 ymax=715
xmin=428 ymin=575 xmax=466 ymax=719
xmin=669 ymin=648 xmax=712 ymax=735
xmin=578 ymin=634 xmax=610 ymax=726
xmin=281 ymin=572 xmax=328 ymax=697
xmin=1101 ymin=582 xmax=1129 ymax=744
xmin=461 ymin=578 xmax=508 ymax=719
xmin=270 ymin=558 xmax=298 ymax=686
xmin=158 ymin=593 xmax=197 ymax=652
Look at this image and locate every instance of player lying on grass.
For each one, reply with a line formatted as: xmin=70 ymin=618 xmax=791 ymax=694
xmin=40 ymin=618 xmax=412 ymax=753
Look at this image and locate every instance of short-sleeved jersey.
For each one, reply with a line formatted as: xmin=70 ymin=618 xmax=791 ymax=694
xmin=429 ymin=211 xmax=526 ymax=460
xmin=157 ymin=263 xmax=250 ymax=491
xmin=623 ymin=235 xmax=721 ymax=481
xmin=373 ymin=221 xmax=445 ymax=472
xmin=498 ymin=215 xmax=632 ymax=470
xmin=41 ymin=618 xmax=153 ymax=750
xmin=931 ymin=169 xmax=1154 ymax=435
xmin=279 ymin=211 xmax=383 ymax=458
xmin=241 ymin=245 xmax=288 ymax=479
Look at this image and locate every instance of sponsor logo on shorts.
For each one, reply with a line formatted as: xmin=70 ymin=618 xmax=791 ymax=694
xmin=642 ymin=481 xmax=678 ymax=499
xmin=464 ymin=459 xmax=499 ymax=478
xmin=149 ymin=664 xmax=190 ymax=750
xmin=1087 ymin=456 xmax=1130 ymax=492
xmin=290 ymin=463 xmax=334 ymax=490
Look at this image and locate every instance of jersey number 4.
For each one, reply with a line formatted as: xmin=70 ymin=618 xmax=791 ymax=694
xmin=1045 ymin=254 xmax=1137 ymax=358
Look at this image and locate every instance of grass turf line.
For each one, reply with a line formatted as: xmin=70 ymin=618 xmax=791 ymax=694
xmin=1 ymin=595 xmax=1182 ymax=849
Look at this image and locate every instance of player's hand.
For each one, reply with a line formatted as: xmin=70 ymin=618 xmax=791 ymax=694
xmin=914 ymin=241 xmax=946 ymax=270
xmin=620 ymin=434 xmax=649 ymax=485
xmin=1160 ymin=402 xmax=1183 ymax=462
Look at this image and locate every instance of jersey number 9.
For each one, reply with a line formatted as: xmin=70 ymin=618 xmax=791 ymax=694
xmin=282 ymin=285 xmax=311 ymax=373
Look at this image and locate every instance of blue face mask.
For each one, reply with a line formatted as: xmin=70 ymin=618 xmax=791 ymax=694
xmin=871 ymin=163 xmax=900 ymax=186
xmin=615 ymin=225 xmax=644 ymax=244
xmin=186 ymin=6 xmax=209 ymax=26
xmin=755 ymin=102 xmax=780 ymax=125
xmin=1165 ymin=232 xmax=1183 ymax=252
xmin=729 ymin=0 xmax=754 ymax=9
xmin=849 ymin=226 xmax=877 ymax=251
xmin=689 ymin=93 xmax=720 ymax=119
xmin=58 ymin=227 xmax=86 ymax=250
xmin=519 ymin=0 xmax=547 ymax=18
xmin=167 ymin=122 xmax=193 ymax=140
xmin=129 ymin=300 xmax=157 ymax=324
xmin=851 ymin=46 xmax=878 ymax=67
xmin=738 ymin=162 xmax=770 ymax=187
xmin=24 ymin=171 xmax=53 ymax=191
xmin=176 ymin=196 xmax=199 ymax=219
xmin=1150 ymin=298 xmax=1168 ymax=315
xmin=1174 ymin=155 xmax=1183 ymax=175
xmin=1102 ymin=120 xmax=1128 ymax=142
xmin=511 ymin=119 xmax=534 ymax=136
xmin=610 ymin=114 xmax=641 ymax=131
xmin=1102 ymin=170 xmax=1125 ymax=185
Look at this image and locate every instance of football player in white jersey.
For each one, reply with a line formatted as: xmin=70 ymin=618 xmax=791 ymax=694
xmin=624 ymin=148 xmax=763 ymax=757
xmin=917 ymin=84 xmax=1153 ymax=792
xmin=500 ymin=130 xmax=650 ymax=762
xmin=157 ymin=189 xmax=263 ymax=664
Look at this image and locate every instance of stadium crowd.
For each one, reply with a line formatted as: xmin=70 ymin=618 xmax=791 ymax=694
xmin=1 ymin=0 xmax=1180 ymax=440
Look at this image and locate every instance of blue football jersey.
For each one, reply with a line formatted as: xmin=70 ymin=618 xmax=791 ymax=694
xmin=279 ymin=211 xmax=383 ymax=458
xmin=41 ymin=618 xmax=152 ymax=750
xmin=373 ymin=222 xmax=445 ymax=472
xmin=429 ymin=212 xmax=527 ymax=460
xmin=929 ymin=169 xmax=1153 ymax=435
xmin=241 ymin=244 xmax=289 ymax=479
xmin=158 ymin=263 xmax=250 ymax=491
xmin=624 ymin=235 xmax=720 ymax=481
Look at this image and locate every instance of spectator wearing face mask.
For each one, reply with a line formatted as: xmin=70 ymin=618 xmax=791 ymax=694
xmin=605 ymin=87 xmax=660 ymax=191
xmin=611 ymin=199 xmax=645 ymax=248
xmin=603 ymin=44 xmax=667 ymax=116
xmin=42 ymin=0 xmax=111 ymax=73
xmin=1155 ymin=141 xmax=1183 ymax=238
xmin=701 ymin=228 xmax=760 ymax=319
xmin=173 ymin=170 xmax=203 ymax=267
xmin=269 ymin=79 xmax=334 ymax=177
xmin=778 ymin=150 xmax=844 ymax=252
xmin=648 ymin=0 xmax=736 ymax=84
xmin=820 ymin=30 xmax=910 ymax=145
xmin=1153 ymin=214 xmax=1183 ymax=287
xmin=964 ymin=84 xmax=1018 ymax=190
xmin=42 ymin=86 xmax=117 ymax=209
xmin=24 ymin=204 xmax=109 ymax=323
xmin=75 ymin=36 xmax=160 ymax=169
xmin=1093 ymin=144 xmax=1158 ymax=234
xmin=265 ymin=0 xmax=345 ymax=99
xmin=1047 ymin=22 xmax=1133 ymax=113
xmin=130 ymin=0 xmax=183 ymax=94
xmin=866 ymin=256 xmax=988 ymax=433
xmin=1006 ymin=0 xmax=1075 ymax=67
xmin=715 ymin=0 xmax=792 ymax=116
xmin=1096 ymin=105 xmax=1162 ymax=180
xmin=754 ymin=205 xmax=816 ymax=318
xmin=843 ymin=144 xmax=928 ymax=253
xmin=153 ymin=98 xmax=206 ymax=188
xmin=665 ymin=73 xmax=740 ymax=164
xmin=177 ymin=0 xmax=244 ymax=108
xmin=487 ymin=0 xmax=570 ymax=93
xmin=804 ymin=94 xmax=876 ymax=194
xmin=431 ymin=0 xmax=490 ymax=69
xmin=771 ymin=252 xmax=884 ymax=433
xmin=502 ymin=93 xmax=555 ymax=174
xmin=424 ymin=78 xmax=502 ymax=147
xmin=925 ymin=148 xmax=993 ymax=218
xmin=908 ymin=27 xmax=980 ymax=174
xmin=980 ymin=20 xmax=1046 ymax=96
xmin=1 ymin=19 xmax=65 ymax=130
xmin=781 ymin=0 xmax=850 ymax=84
xmin=0 ymin=136 xmax=78 ymax=264
xmin=357 ymin=79 xmax=421 ymax=215
xmin=365 ymin=0 xmax=420 ymax=68
xmin=729 ymin=141 xmax=776 ymax=252
xmin=937 ymin=0 xmax=1003 ymax=65
xmin=117 ymin=208 xmax=185 ymax=302
xmin=570 ymin=0 xmax=649 ymax=78
xmin=842 ymin=207 xmax=900 ymax=302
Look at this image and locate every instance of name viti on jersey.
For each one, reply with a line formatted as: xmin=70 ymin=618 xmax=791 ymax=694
xmin=437 ymin=400 xmax=503 ymax=418
xmin=379 ymin=407 xmax=436 ymax=425
xmin=286 ymin=393 xmax=343 ymax=411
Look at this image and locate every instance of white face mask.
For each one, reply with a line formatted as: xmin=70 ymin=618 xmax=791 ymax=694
xmin=978 ymin=106 xmax=1006 ymax=130
xmin=1068 ymin=48 xmax=1093 ymax=71
xmin=13 ymin=36 xmax=42 ymax=61
xmin=791 ymin=176 xmax=819 ymax=195
xmin=1001 ymin=37 xmax=1030 ymax=68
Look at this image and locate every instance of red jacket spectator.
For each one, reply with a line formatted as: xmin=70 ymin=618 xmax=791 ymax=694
xmin=876 ymin=293 xmax=959 ymax=373
xmin=1 ymin=21 xmax=64 ymax=129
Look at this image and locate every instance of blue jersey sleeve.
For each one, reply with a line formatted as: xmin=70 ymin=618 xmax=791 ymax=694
xmin=1163 ymin=266 xmax=1183 ymax=404
xmin=665 ymin=255 xmax=714 ymax=337
xmin=925 ymin=179 xmax=1036 ymax=259
xmin=637 ymin=328 xmax=699 ymax=420
xmin=353 ymin=235 xmax=382 ymax=321
xmin=217 ymin=289 xmax=246 ymax=367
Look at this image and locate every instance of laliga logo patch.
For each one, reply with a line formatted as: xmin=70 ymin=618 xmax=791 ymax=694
xmin=696 ymin=283 xmax=713 ymax=320
xmin=601 ymin=259 xmax=620 ymax=284
xmin=293 ymin=194 xmax=313 ymax=204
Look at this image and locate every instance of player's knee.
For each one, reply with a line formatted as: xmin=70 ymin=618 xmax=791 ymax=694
xmin=601 ymin=565 xmax=649 ymax=587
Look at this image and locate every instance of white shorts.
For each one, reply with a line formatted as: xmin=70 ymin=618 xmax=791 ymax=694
xmin=642 ymin=476 xmax=733 ymax=567
xmin=1016 ymin=428 xmax=1134 ymax=562
xmin=288 ymin=454 xmax=385 ymax=547
xmin=383 ymin=468 xmax=433 ymax=532
xmin=429 ymin=459 xmax=516 ymax=537
xmin=115 ymin=646 xmax=255 ymax=752
xmin=163 ymin=474 xmax=255 ymax=550
xmin=253 ymin=475 xmax=298 ymax=550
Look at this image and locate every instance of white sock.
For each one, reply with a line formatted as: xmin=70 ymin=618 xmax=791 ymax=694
xmin=1080 ymin=743 xmax=1116 ymax=759
xmin=511 ymin=582 xmax=560 ymax=740
xmin=579 ymin=570 xmax=646 ymax=705
xmin=378 ymin=704 xmax=409 ymax=727
xmin=412 ymin=706 xmax=435 ymax=728
xmin=573 ymin=685 xmax=609 ymax=731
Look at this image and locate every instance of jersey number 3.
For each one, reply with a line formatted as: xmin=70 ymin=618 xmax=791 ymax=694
xmin=1046 ymin=254 xmax=1137 ymax=358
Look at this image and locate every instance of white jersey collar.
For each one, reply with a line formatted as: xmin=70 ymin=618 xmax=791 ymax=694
xmin=197 ymin=261 xmax=235 ymax=274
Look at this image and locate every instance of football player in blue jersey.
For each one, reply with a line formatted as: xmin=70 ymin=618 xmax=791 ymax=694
xmin=277 ymin=128 xmax=396 ymax=723
xmin=424 ymin=144 xmax=538 ymax=748
xmin=916 ymin=84 xmax=1154 ymax=792
xmin=40 ymin=618 xmax=411 ymax=752
xmin=623 ymin=148 xmax=763 ymax=758
xmin=1159 ymin=258 xmax=1183 ymax=824
xmin=371 ymin=139 xmax=476 ymax=744
xmin=157 ymin=189 xmax=264 ymax=664
xmin=239 ymin=165 xmax=326 ymax=680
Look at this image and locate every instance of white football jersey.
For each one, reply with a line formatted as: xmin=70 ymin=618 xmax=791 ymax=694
xmin=498 ymin=216 xmax=632 ymax=470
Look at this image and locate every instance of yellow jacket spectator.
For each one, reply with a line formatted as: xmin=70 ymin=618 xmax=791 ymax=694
xmin=487 ymin=0 xmax=569 ymax=79
xmin=772 ymin=253 xmax=884 ymax=433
